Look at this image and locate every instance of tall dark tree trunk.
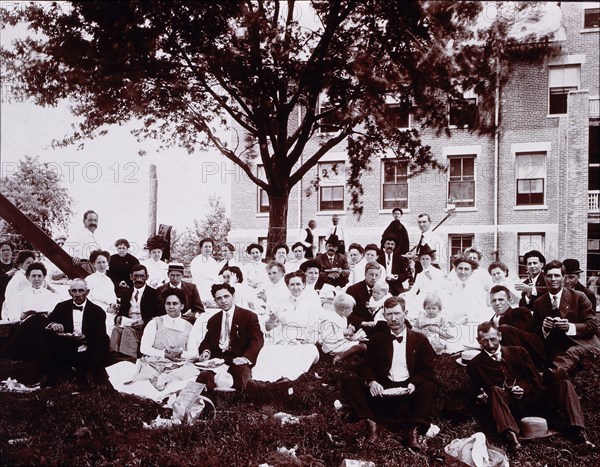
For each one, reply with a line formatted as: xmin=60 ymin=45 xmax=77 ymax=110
xmin=266 ymin=190 xmax=289 ymax=259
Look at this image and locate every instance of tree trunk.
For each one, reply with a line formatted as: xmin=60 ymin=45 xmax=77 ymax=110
xmin=266 ymin=190 xmax=289 ymax=259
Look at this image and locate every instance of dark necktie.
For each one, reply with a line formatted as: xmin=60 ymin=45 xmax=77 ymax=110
xmin=73 ymin=305 xmax=83 ymax=311
xmin=395 ymin=335 xmax=403 ymax=343
xmin=551 ymin=295 xmax=559 ymax=314
xmin=134 ymin=290 xmax=140 ymax=302
xmin=417 ymin=235 xmax=424 ymax=253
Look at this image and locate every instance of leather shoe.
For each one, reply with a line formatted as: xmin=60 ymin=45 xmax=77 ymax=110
xmin=365 ymin=419 xmax=378 ymax=442
xmin=407 ymin=426 xmax=426 ymax=453
xmin=504 ymin=430 xmax=522 ymax=452
xmin=572 ymin=429 xmax=596 ymax=449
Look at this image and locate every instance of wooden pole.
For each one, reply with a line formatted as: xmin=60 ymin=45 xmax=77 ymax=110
xmin=149 ymin=164 xmax=158 ymax=237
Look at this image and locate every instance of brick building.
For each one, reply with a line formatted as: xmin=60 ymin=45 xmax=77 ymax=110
xmin=228 ymin=2 xmax=600 ymax=280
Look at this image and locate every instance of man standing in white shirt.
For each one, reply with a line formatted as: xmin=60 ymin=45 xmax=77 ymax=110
xmin=64 ymin=210 xmax=101 ymax=273
xmin=409 ymin=213 xmax=446 ymax=274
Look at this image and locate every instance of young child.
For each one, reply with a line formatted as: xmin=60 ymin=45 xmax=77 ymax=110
xmin=320 ymin=293 xmax=367 ymax=364
xmin=366 ymin=281 xmax=392 ymax=324
xmin=415 ymin=294 xmax=452 ymax=354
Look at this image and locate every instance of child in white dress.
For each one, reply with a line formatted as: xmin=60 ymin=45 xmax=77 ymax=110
xmin=414 ymin=294 xmax=452 ymax=354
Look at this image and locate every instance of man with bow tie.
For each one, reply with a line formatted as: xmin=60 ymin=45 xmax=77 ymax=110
xmin=533 ymin=261 xmax=600 ymax=383
xmin=197 ymin=283 xmax=264 ymax=391
xmin=156 ymin=262 xmax=204 ymax=321
xmin=40 ymin=278 xmax=109 ymax=388
xmin=467 ymin=321 xmax=593 ymax=452
xmin=342 ymin=296 xmax=436 ymax=452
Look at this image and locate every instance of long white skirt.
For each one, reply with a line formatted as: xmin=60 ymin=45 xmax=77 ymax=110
xmin=252 ymin=343 xmax=320 ymax=383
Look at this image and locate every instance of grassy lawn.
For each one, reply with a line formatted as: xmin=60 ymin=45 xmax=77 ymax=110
xmin=1 ymin=351 xmax=599 ymax=466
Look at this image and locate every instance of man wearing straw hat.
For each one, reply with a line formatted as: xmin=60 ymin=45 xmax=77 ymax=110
xmin=157 ymin=262 xmax=204 ymax=319
xmin=467 ymin=321 xmax=593 ymax=452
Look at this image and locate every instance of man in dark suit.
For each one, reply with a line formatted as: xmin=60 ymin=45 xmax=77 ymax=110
xmin=563 ymin=258 xmax=597 ymax=312
xmin=110 ymin=264 xmax=162 ymax=358
xmin=515 ymin=250 xmax=547 ymax=310
xmin=377 ymin=233 xmax=411 ymax=296
xmin=156 ymin=262 xmax=204 ymax=321
xmin=315 ymin=235 xmax=350 ymax=288
xmin=488 ymin=285 xmax=547 ymax=369
xmin=533 ymin=261 xmax=600 ymax=383
xmin=342 ymin=296 xmax=436 ymax=452
xmin=346 ymin=261 xmax=387 ymax=335
xmin=197 ymin=283 xmax=264 ymax=391
xmin=467 ymin=322 xmax=593 ymax=452
xmin=40 ymin=278 xmax=109 ymax=388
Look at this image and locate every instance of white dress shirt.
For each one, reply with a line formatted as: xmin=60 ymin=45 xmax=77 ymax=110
xmin=389 ymin=328 xmax=410 ymax=382
xmin=64 ymin=227 xmax=101 ymax=259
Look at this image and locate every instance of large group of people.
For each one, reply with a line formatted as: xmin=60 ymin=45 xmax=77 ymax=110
xmin=1 ymin=206 xmax=599 ymax=455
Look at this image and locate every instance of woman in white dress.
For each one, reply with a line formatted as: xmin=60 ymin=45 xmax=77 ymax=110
xmin=444 ymin=255 xmax=491 ymax=351
xmin=107 ymin=288 xmax=200 ymax=401
xmin=4 ymin=251 xmax=36 ymax=300
xmin=190 ymin=238 xmax=220 ymax=300
xmin=252 ymin=270 xmax=321 ymax=382
xmin=243 ymin=243 xmax=268 ymax=290
xmin=141 ymin=235 xmax=169 ymax=289
xmin=404 ymin=245 xmax=445 ymax=314
xmin=86 ymin=250 xmax=118 ymax=336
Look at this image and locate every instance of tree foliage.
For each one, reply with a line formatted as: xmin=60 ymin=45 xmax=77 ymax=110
xmin=171 ymin=195 xmax=231 ymax=268
xmin=0 ymin=1 xmax=558 ymax=253
xmin=0 ymin=155 xmax=74 ymax=250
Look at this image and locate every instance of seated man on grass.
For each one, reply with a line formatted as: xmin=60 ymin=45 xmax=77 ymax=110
xmin=342 ymin=296 xmax=436 ymax=452
xmin=466 ymin=321 xmax=594 ymax=453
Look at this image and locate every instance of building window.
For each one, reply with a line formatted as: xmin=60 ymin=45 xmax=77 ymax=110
xmin=318 ymin=162 xmax=345 ymax=211
xmin=382 ymin=159 xmax=408 ymax=210
xmin=449 ymin=90 xmax=477 ymax=128
xmin=448 ymin=155 xmax=475 ymax=208
xmin=384 ymin=103 xmax=410 ymax=129
xmin=549 ymin=65 xmax=580 ymax=115
xmin=516 ymin=152 xmax=546 ymax=205
xmin=590 ymin=126 xmax=600 ymax=191
xmin=517 ymin=233 xmax=545 ymax=277
xmin=584 ymin=7 xmax=600 ymax=29
xmin=449 ymin=235 xmax=473 ymax=259
xmin=257 ymin=166 xmax=269 ymax=214
xmin=318 ymin=95 xmax=339 ymax=134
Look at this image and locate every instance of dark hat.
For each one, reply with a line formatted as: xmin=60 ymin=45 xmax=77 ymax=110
xmin=381 ymin=232 xmax=398 ymax=244
xmin=417 ymin=243 xmax=436 ymax=257
xmin=325 ymin=235 xmax=339 ymax=247
xmin=246 ymin=243 xmax=264 ymax=254
xmin=291 ymin=241 xmax=305 ymax=251
xmin=167 ymin=262 xmax=185 ymax=273
xmin=563 ymin=258 xmax=583 ymax=275
xmin=523 ymin=250 xmax=546 ymax=265
xmin=145 ymin=234 xmax=167 ymax=251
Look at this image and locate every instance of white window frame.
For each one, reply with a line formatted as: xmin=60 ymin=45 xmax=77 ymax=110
xmin=448 ymin=89 xmax=478 ymax=129
xmin=517 ymin=233 xmax=545 ymax=278
xmin=318 ymin=161 xmax=345 ymax=212
xmin=511 ymin=142 xmax=551 ymax=210
xmin=318 ymin=94 xmax=338 ymax=135
xmin=381 ymin=158 xmax=409 ymax=211
xmin=515 ymin=152 xmax=546 ymax=207
xmin=383 ymin=101 xmax=411 ymax=130
xmin=582 ymin=4 xmax=600 ymax=30
xmin=447 ymin=155 xmax=476 ymax=209
xmin=256 ymin=165 xmax=269 ymax=216
xmin=548 ymin=65 xmax=581 ymax=115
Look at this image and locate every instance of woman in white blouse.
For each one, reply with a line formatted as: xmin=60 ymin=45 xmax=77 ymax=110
xmin=86 ymin=250 xmax=117 ymax=336
xmin=107 ymin=289 xmax=200 ymax=401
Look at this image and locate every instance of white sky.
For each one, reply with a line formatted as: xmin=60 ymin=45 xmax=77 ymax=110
xmin=0 ymin=6 xmax=232 ymax=256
